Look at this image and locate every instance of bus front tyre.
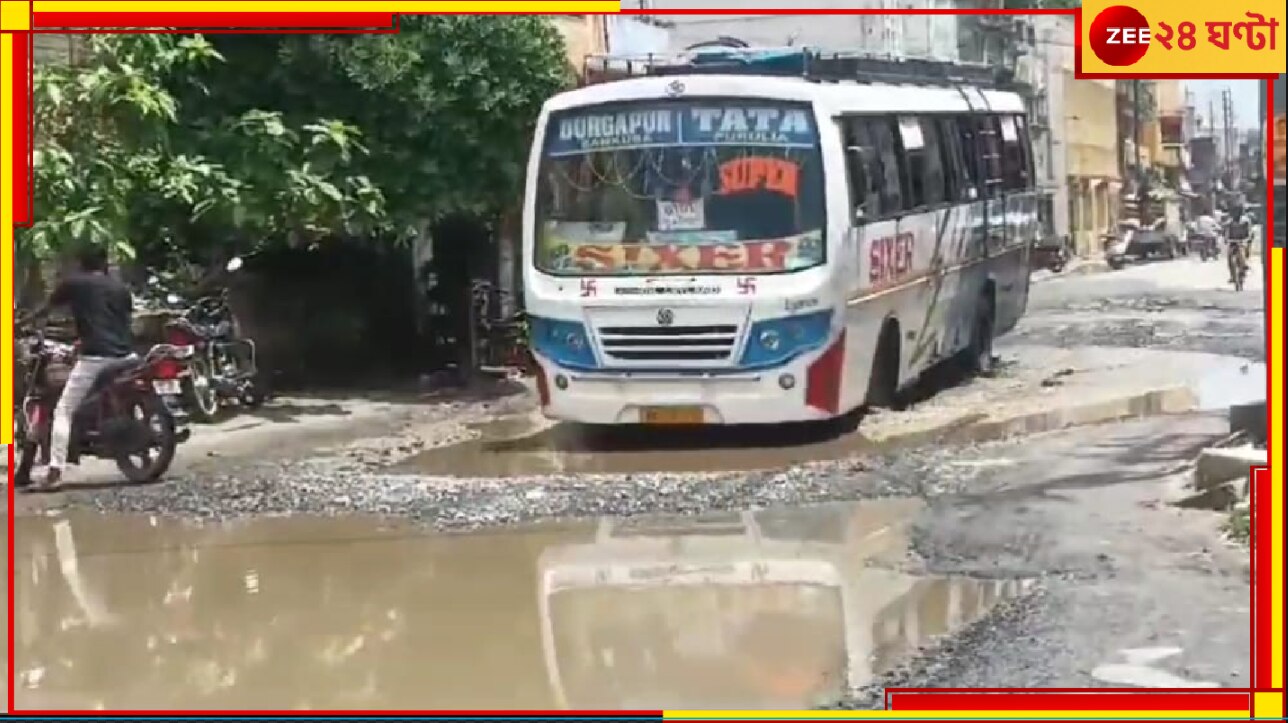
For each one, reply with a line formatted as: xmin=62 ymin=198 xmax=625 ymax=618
xmin=865 ymin=325 xmax=901 ymax=410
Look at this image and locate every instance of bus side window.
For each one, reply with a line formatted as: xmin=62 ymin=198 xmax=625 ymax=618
xmin=842 ymin=118 xmax=881 ymax=222
xmin=1015 ymin=114 xmax=1035 ymax=190
xmin=936 ymin=116 xmax=968 ymax=202
xmin=976 ymin=115 xmax=1005 ymax=197
xmin=916 ymin=116 xmax=947 ymax=207
xmin=899 ymin=116 xmax=928 ymax=209
xmin=1000 ymin=115 xmax=1030 ymax=192
xmin=953 ymin=115 xmax=983 ymax=201
xmin=869 ymin=117 xmax=905 ymax=215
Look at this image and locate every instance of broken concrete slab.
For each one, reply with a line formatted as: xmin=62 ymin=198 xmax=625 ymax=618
xmin=1195 ymin=445 xmax=1267 ymax=490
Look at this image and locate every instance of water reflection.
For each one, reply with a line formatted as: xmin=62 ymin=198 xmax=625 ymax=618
xmin=12 ymin=502 xmax=1029 ymax=710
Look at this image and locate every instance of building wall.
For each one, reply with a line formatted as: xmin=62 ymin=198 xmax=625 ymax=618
xmin=1025 ymin=14 xmax=1073 ymax=241
xmin=1064 ymin=75 xmax=1120 ymax=256
xmin=650 ymin=0 xmax=960 ymax=60
xmin=34 ymin=33 xmax=87 ymax=66
xmin=606 ymin=15 xmax=672 ymax=55
xmin=553 ymin=15 xmax=608 ymax=73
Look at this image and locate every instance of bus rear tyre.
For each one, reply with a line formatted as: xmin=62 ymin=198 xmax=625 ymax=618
xmin=961 ymin=296 xmax=996 ymax=377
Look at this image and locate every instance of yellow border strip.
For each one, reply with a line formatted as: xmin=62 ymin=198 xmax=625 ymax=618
xmin=2 ymin=32 xmax=15 ymax=446
xmin=1269 ymin=245 xmax=1284 ymax=690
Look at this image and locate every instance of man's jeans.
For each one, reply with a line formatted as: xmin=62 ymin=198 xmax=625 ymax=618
xmin=49 ymin=355 xmax=132 ymax=471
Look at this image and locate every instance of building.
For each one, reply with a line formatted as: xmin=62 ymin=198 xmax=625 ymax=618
xmin=1154 ymin=80 xmax=1188 ymax=187
xmin=653 ymin=0 xmax=963 ymax=60
xmin=34 ymin=34 xmax=86 ymax=65
xmin=1064 ymin=76 xmax=1121 ymax=256
xmin=1023 ymin=14 xmax=1073 ymax=243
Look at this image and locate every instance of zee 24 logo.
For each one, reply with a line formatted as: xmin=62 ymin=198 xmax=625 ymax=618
xmin=1089 ymin=5 xmax=1279 ymax=66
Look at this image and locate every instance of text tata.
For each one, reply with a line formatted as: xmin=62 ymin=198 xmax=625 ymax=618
xmin=868 ymin=232 xmax=915 ymax=284
xmin=689 ymin=107 xmax=812 ymax=136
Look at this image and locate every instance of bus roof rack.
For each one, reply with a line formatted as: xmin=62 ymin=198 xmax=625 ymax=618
xmin=583 ymin=47 xmax=1021 ymax=91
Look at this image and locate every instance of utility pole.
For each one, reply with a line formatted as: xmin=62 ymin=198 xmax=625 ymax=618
xmin=1132 ymin=79 xmax=1148 ymax=223
xmin=1221 ymin=89 xmax=1232 ymax=179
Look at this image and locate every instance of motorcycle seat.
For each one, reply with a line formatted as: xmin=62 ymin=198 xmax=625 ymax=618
xmin=88 ymin=355 xmax=142 ymax=395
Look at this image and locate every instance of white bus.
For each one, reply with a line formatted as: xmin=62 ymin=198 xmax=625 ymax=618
xmin=522 ymin=50 xmax=1037 ymax=426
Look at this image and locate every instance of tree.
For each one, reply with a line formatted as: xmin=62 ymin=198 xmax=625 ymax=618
xmin=180 ymin=16 xmax=572 ymax=239
xmin=22 ymin=35 xmax=385 ymax=271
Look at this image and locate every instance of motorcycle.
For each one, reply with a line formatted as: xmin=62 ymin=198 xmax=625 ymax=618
xmin=12 ymin=325 xmax=192 ymax=488
xmin=1194 ymin=231 xmax=1220 ymax=261
xmin=160 ymin=257 xmax=266 ymax=423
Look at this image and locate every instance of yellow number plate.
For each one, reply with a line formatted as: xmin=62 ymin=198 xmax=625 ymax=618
xmin=640 ymin=406 xmax=705 ymax=425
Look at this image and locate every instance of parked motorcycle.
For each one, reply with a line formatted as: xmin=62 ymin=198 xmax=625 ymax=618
xmin=12 ymin=324 xmax=191 ymax=488
xmin=160 ymin=257 xmax=266 ymax=422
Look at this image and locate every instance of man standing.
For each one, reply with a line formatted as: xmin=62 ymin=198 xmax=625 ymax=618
xmin=20 ymin=244 xmax=135 ymax=491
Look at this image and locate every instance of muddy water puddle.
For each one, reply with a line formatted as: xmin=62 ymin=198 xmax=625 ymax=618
xmin=389 ymin=414 xmax=897 ymax=477
xmin=11 ymin=499 xmax=1032 ymax=710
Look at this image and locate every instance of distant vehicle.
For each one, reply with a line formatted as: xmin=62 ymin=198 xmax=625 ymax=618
xmin=1104 ymin=218 xmax=1181 ymax=270
xmin=521 ymin=48 xmax=1038 ymax=428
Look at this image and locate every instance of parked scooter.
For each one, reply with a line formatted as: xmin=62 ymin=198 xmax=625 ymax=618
xmin=159 ymin=257 xmax=267 ymax=423
xmin=1102 ymin=230 xmax=1130 ymax=270
xmin=12 ymin=323 xmax=191 ymax=488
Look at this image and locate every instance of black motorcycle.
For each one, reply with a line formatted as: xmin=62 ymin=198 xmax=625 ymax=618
xmin=160 ymin=257 xmax=267 ymax=422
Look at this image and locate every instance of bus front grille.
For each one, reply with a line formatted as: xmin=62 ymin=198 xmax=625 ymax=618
xmin=597 ymin=324 xmax=738 ymax=364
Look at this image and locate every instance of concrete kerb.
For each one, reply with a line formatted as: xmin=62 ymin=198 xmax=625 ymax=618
xmin=861 ymin=385 xmax=1200 ymax=454
xmin=1031 ymin=257 xmax=1112 ymax=285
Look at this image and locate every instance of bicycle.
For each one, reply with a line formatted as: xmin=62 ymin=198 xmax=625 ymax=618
xmin=1227 ymin=241 xmax=1249 ymax=291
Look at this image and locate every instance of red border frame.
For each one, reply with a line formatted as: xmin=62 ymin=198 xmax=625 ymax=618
xmin=4 ymin=6 xmax=1281 ymax=717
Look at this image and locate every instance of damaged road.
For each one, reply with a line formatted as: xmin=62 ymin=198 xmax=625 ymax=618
xmin=6 ymin=256 xmax=1259 ymax=707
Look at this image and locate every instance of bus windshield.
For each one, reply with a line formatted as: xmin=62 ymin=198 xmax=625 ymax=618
xmin=534 ymin=99 xmax=826 ymax=277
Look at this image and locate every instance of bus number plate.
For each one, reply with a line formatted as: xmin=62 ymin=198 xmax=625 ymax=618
xmin=641 ymin=406 xmax=704 ymax=425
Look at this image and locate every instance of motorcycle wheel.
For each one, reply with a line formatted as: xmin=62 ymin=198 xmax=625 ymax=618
xmin=12 ymin=403 xmax=44 ymax=488
xmin=13 ymin=441 xmax=38 ymax=488
xmin=113 ymin=392 xmax=178 ymax=484
xmin=239 ymin=376 xmax=268 ymax=409
xmin=1108 ymin=256 xmax=1126 ymax=270
xmin=183 ymin=357 xmax=221 ymax=423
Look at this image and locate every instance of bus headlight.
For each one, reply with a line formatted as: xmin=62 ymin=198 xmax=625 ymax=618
xmin=529 ymin=316 xmax=598 ymax=370
xmin=739 ymin=310 xmax=834 ymax=370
